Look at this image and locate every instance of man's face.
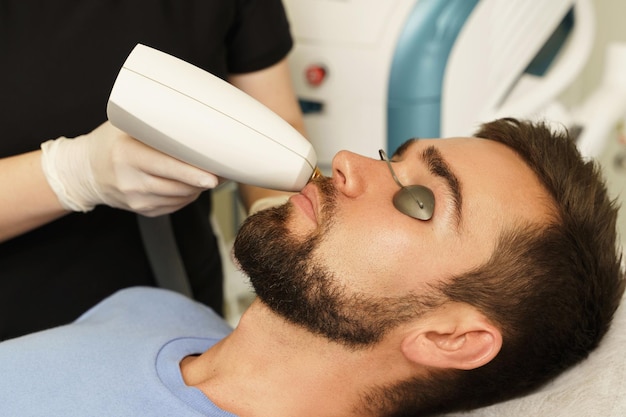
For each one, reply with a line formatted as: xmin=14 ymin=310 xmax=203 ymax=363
xmin=233 ymin=138 xmax=549 ymax=346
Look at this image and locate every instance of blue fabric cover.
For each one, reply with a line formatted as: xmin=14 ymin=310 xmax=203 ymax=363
xmin=0 ymin=287 xmax=234 ymax=416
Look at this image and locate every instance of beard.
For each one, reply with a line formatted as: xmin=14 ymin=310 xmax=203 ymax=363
xmin=233 ymin=177 xmax=440 ymax=348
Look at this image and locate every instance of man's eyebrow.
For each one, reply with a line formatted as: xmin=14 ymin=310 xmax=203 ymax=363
xmin=392 ymin=138 xmax=418 ymax=159
xmin=421 ymin=145 xmax=463 ymax=228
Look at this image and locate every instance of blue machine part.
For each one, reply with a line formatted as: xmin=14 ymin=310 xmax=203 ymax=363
xmin=387 ymin=0 xmax=479 ymax=153
xmin=387 ymin=0 xmax=574 ymax=153
xmin=524 ymin=8 xmax=574 ymax=76
xmin=298 ymin=99 xmax=324 ymax=114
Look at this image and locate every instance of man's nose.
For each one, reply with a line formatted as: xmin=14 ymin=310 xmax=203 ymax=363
xmin=331 ymin=150 xmax=380 ymax=198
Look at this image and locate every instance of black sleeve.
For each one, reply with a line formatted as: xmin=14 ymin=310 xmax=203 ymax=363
xmin=226 ymin=0 xmax=294 ymax=74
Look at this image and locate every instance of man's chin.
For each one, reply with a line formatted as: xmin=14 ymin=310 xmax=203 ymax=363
xmin=233 ymin=202 xmax=294 ymax=284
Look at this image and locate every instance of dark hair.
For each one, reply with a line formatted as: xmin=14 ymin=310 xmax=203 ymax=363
xmin=376 ymin=119 xmax=625 ymax=417
xmin=439 ymin=118 xmax=624 ymax=413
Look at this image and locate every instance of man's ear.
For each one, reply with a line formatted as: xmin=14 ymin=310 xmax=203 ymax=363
xmin=401 ymin=303 xmax=502 ymax=371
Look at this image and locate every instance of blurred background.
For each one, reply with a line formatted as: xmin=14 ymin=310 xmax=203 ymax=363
xmin=215 ymin=0 xmax=626 ymax=325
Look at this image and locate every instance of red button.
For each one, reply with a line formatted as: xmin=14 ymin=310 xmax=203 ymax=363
xmin=305 ymin=65 xmax=327 ymax=87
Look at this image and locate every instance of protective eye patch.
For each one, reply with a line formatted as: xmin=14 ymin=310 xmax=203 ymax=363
xmin=379 ymin=149 xmax=435 ymax=221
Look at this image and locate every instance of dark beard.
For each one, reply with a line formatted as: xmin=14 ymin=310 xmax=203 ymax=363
xmin=233 ymin=178 xmax=438 ymax=348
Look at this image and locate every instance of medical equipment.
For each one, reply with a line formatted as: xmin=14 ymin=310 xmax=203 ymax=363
xmin=107 ymin=44 xmax=318 ymax=192
xmin=282 ymin=0 xmax=604 ymax=168
xmin=379 ymin=149 xmax=435 ymax=221
xmin=571 ymin=42 xmax=626 ymax=157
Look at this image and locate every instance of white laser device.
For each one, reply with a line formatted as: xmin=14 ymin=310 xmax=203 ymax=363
xmin=107 ymin=44 xmax=317 ymax=191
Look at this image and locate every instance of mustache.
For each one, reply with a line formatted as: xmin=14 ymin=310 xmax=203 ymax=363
xmin=308 ymin=175 xmax=337 ymax=215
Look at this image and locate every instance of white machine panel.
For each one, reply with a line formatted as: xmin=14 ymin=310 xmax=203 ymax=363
xmin=284 ymin=0 xmax=417 ymax=170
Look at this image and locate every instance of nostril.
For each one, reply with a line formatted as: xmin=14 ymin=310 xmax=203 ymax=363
xmin=330 ymin=150 xmax=353 ymax=181
xmin=330 ymin=150 xmax=368 ymax=198
xmin=331 ymin=152 xmax=347 ymax=186
xmin=333 ymin=166 xmax=347 ymax=185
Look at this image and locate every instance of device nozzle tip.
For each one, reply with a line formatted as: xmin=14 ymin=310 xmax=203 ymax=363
xmin=310 ymin=167 xmax=323 ymax=181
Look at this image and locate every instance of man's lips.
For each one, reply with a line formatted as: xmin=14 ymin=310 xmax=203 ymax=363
xmin=289 ymin=183 xmax=318 ymax=224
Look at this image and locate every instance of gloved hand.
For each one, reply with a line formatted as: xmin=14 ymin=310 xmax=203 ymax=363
xmin=40 ymin=121 xmax=219 ymax=216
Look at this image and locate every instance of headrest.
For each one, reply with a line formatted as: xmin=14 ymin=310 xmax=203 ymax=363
xmin=445 ymin=292 xmax=626 ymax=416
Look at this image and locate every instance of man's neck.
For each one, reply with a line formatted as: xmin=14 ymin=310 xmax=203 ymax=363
xmin=180 ymin=299 xmax=399 ymax=417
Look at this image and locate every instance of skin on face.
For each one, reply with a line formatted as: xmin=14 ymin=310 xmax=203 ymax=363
xmin=287 ymin=137 xmax=552 ymax=298
xmin=223 ymin=136 xmax=556 ymax=417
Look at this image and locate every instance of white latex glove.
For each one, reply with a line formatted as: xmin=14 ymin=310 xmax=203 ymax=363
xmin=41 ymin=121 xmax=219 ymax=216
